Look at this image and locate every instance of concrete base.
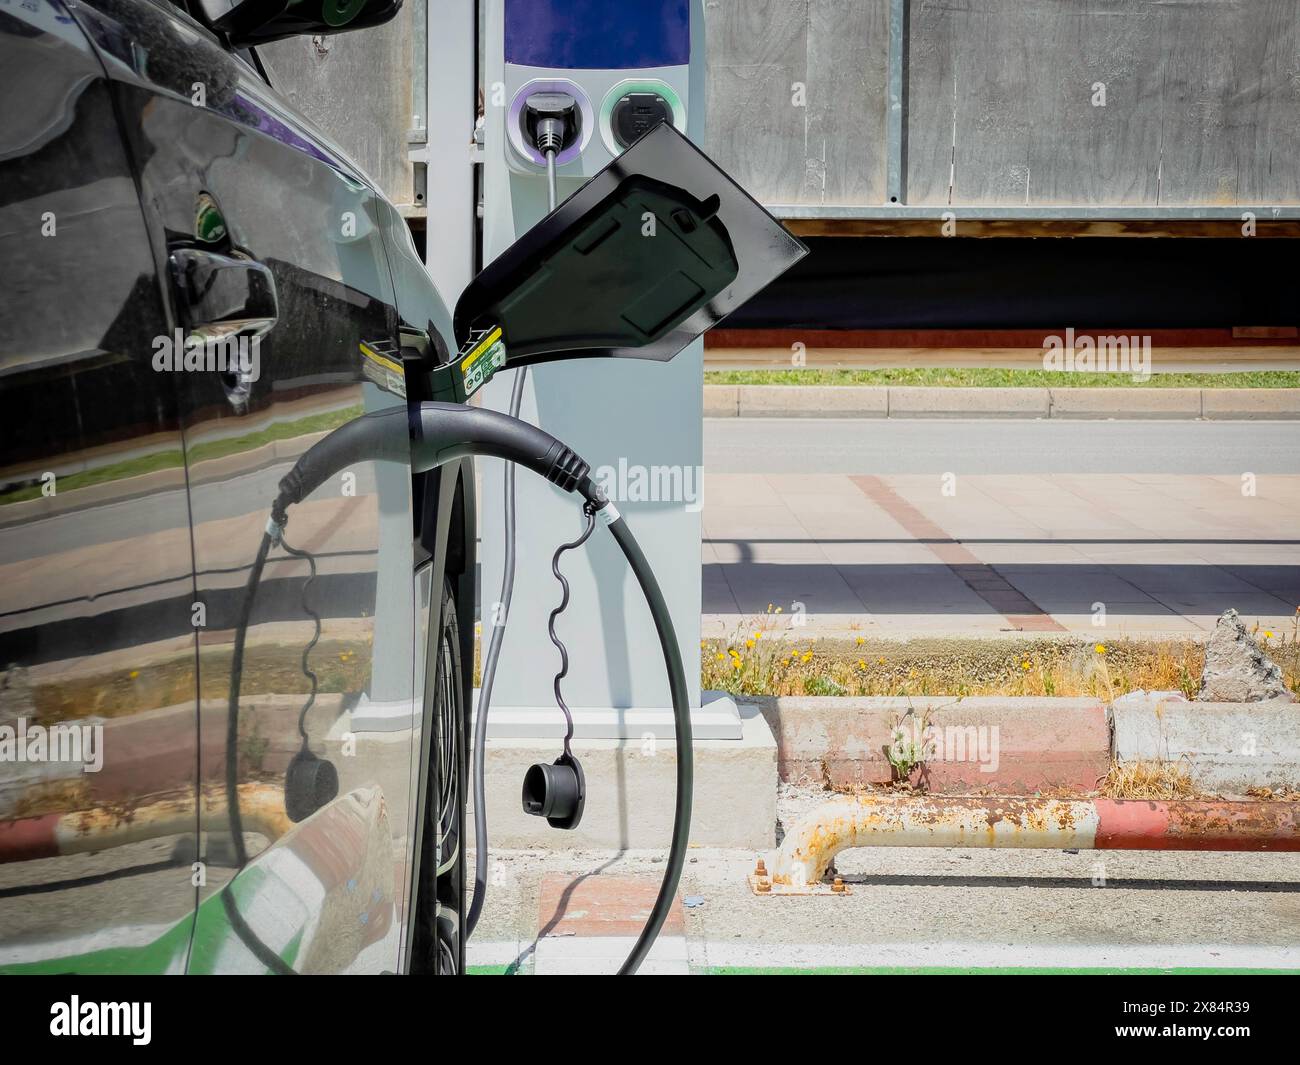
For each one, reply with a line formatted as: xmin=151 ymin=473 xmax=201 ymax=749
xmin=473 ymin=689 xmax=744 ymax=740
xmin=477 ymin=700 xmax=776 ymax=850
xmin=1111 ymin=693 xmax=1300 ymax=794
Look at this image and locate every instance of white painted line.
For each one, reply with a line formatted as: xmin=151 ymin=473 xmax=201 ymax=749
xmin=465 ymin=939 xmax=526 ymax=967
xmin=534 ymin=935 xmax=690 ymax=975
xmin=0 ymin=922 xmax=186 ymax=971
xmin=698 ymin=941 xmax=1300 ymax=971
xmin=468 ymin=938 xmax=1300 ymax=973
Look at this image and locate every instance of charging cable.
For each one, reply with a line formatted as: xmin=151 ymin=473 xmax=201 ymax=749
xmin=467 ymin=93 xmax=574 ymax=936
xmin=224 ymin=404 xmax=690 ymax=974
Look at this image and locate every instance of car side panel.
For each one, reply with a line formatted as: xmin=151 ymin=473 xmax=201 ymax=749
xmin=369 ymin=196 xmax=477 ymax=972
xmin=0 ymin=0 xmax=198 ymax=972
xmin=65 ymin=0 xmax=423 ymax=972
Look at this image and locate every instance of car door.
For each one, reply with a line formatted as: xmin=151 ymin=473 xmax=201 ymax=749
xmin=63 ymin=0 xmax=423 ymax=972
xmin=0 ymin=0 xmax=199 ymax=972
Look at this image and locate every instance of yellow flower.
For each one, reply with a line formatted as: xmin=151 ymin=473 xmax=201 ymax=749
xmin=1263 ymin=630 xmax=1274 ymax=639
xmin=782 ymin=657 xmax=791 ymax=666
xmin=733 ymin=660 xmax=742 ymax=671
xmin=1021 ymin=661 xmax=1031 ymax=671
xmin=857 ymin=659 xmax=866 ymax=669
xmin=855 ymin=636 xmax=865 ymax=646
xmin=801 ymin=650 xmax=813 ymax=663
xmin=877 ymin=657 xmax=885 ymax=665
xmin=754 ymin=631 xmax=763 ymax=640
xmin=745 ymin=639 xmax=755 ymax=649
xmin=775 ymin=607 xmax=783 ymax=614
xmin=1094 ymin=643 xmax=1107 ymax=655
xmin=715 ymin=653 xmax=725 ymax=661
xmin=128 ymin=670 xmax=139 ymax=679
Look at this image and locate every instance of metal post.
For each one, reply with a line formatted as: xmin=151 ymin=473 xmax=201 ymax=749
xmin=885 ymin=0 xmax=908 ymax=205
xmin=421 ymin=0 xmax=478 ymax=300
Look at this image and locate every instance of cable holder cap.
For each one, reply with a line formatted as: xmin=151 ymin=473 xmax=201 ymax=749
xmin=521 ymin=752 xmax=586 ymax=831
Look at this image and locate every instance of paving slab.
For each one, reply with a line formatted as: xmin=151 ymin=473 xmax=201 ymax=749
xmin=703 ymin=470 xmax=1300 ymax=639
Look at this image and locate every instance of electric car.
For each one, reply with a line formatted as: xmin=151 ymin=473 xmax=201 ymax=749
xmin=0 ymin=0 xmax=808 ymax=977
xmin=0 ymin=0 xmax=474 ymax=973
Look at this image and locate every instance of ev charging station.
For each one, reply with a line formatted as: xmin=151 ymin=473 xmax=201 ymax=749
xmin=476 ymin=0 xmax=742 ymax=741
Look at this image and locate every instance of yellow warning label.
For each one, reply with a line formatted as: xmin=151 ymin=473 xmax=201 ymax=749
xmin=360 ymin=341 xmax=402 ymax=374
xmin=460 ymin=326 xmax=503 ymax=373
xmin=460 ymin=326 xmax=506 ymax=396
xmin=360 ymin=341 xmax=406 ymax=397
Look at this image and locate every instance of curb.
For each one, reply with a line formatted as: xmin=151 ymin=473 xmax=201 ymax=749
xmin=750 ymin=695 xmax=1111 ymax=793
xmin=706 ymin=384 xmax=1300 ymax=420
xmin=753 ymin=693 xmax=1300 ymax=796
xmin=1111 ymin=693 xmax=1300 ymax=793
xmin=890 ymin=386 xmax=1048 ymax=419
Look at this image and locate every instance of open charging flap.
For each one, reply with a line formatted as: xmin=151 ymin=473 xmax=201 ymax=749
xmin=445 ymin=122 xmax=808 ymax=396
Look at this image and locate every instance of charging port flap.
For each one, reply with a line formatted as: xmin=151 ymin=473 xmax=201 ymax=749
xmin=452 ymin=122 xmax=808 ymax=368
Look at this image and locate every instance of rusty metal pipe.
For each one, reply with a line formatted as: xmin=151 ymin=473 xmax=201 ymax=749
xmin=0 ymin=784 xmax=292 ymax=864
xmin=765 ymin=794 xmax=1300 ymax=891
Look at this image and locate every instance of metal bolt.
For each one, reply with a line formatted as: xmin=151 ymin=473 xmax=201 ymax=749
xmin=831 ymin=877 xmax=845 ymax=893
xmin=756 ymin=879 xmax=771 ymax=893
xmin=754 ymin=857 xmax=767 ymax=876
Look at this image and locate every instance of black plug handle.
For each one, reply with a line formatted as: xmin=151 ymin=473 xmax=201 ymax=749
xmin=411 ymin=401 xmax=594 ymax=496
xmin=274 ymin=406 xmax=410 ymax=520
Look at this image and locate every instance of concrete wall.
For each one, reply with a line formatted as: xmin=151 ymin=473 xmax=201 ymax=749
xmin=258 ymin=1 xmax=418 ymax=207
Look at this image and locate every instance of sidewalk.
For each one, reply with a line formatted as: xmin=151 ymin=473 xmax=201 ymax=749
xmin=702 ymin=471 xmax=1300 ymax=638
xmin=464 ymin=838 xmax=1300 ymax=975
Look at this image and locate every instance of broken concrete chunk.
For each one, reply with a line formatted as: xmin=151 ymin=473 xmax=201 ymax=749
xmin=1195 ymin=609 xmax=1294 ymax=703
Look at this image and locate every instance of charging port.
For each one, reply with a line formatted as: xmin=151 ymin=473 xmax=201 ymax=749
xmin=524 ymin=91 xmax=580 ymax=155
xmin=611 ymin=92 xmax=672 ymax=150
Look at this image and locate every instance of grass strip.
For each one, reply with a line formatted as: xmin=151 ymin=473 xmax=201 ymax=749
xmin=704 ymin=368 xmax=1300 ymax=389
xmin=1 ymin=403 xmax=362 ymax=505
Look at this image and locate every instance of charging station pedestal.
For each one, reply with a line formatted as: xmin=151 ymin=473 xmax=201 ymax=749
xmin=478 ymin=0 xmax=740 ymax=743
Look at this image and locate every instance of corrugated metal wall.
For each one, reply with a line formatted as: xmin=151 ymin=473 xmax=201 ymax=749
xmin=705 ymin=0 xmax=1300 ymax=209
xmin=258 ymin=3 xmax=417 ymax=206
xmin=260 ymin=1 xmax=1300 ymax=213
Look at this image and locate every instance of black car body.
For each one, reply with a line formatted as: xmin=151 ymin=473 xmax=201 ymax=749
xmin=0 ymin=0 xmax=472 ymax=973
